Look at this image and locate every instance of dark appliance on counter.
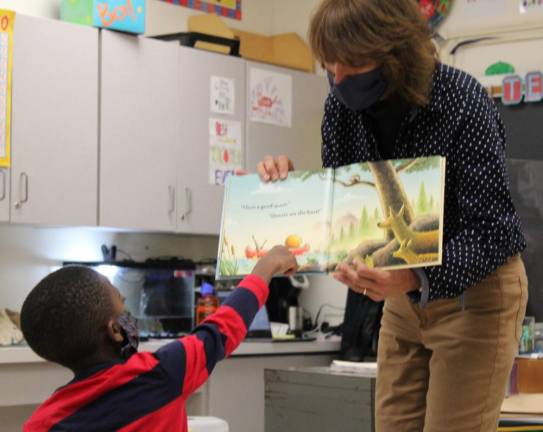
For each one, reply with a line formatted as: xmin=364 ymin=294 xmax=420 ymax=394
xmin=63 ymin=259 xmax=196 ymax=338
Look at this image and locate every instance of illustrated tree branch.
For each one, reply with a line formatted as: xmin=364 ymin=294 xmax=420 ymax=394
xmin=395 ymin=158 xmax=420 ymax=174
xmin=334 ymin=175 xmax=376 ymax=188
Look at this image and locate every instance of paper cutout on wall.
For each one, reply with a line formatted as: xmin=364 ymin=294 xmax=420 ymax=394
xmin=485 ymin=62 xmax=516 ymax=76
xmin=160 ymin=0 xmax=242 ymax=21
xmin=210 ymin=76 xmax=235 ymax=115
xmin=0 ymin=10 xmax=14 ymax=169
xmin=249 ymin=68 xmax=292 ymax=128
xmin=209 ymin=118 xmax=243 ymax=186
xmin=520 ymin=0 xmax=543 ymax=14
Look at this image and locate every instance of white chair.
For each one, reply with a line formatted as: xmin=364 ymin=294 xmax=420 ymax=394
xmin=187 ymin=416 xmax=229 ymax=432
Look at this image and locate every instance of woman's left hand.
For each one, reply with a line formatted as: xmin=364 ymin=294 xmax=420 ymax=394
xmin=333 ymin=261 xmax=420 ymax=302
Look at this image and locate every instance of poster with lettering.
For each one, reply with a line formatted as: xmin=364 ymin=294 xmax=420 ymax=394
xmin=0 ymin=10 xmax=14 ymax=168
xmin=209 ymin=118 xmax=243 ymax=186
xmin=93 ymin=0 xmax=145 ymax=34
xmin=159 ymin=0 xmax=242 ymax=20
xmin=249 ymin=67 xmax=293 ymax=128
xmin=520 ymin=0 xmax=543 ymax=14
xmin=210 ymin=76 xmax=235 ymax=115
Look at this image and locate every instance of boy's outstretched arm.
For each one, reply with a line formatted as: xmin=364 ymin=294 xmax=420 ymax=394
xmin=153 ymin=246 xmax=297 ymax=397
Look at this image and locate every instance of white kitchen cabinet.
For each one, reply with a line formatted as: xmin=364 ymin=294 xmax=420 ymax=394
xmin=10 ymin=15 xmax=99 ymax=226
xmin=177 ymin=47 xmax=246 ymax=235
xmin=0 ymin=168 xmax=8 ymax=222
xmin=100 ymin=31 xmax=179 ymax=231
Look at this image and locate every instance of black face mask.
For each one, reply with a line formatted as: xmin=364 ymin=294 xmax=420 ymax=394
xmin=327 ymin=67 xmax=387 ymax=111
xmin=117 ymin=311 xmax=139 ymax=360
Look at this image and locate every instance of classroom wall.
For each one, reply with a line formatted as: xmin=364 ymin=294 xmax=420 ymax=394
xmin=271 ymin=0 xmax=320 ymax=41
xmin=437 ymin=0 xmax=543 ymax=40
xmin=0 ymin=0 xmax=58 ymax=18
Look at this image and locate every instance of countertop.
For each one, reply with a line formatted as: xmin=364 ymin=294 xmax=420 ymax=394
xmin=0 ymin=335 xmax=341 ymax=365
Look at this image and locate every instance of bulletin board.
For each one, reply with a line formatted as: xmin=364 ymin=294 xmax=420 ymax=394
xmin=160 ymin=0 xmax=242 ymax=20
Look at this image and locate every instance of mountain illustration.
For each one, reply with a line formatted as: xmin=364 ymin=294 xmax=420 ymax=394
xmin=334 ymin=213 xmax=359 ymax=234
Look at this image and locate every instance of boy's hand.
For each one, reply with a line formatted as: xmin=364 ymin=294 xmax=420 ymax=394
xmin=252 ymin=246 xmax=298 ymax=284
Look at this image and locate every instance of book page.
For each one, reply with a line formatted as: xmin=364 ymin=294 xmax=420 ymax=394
xmin=329 ymin=156 xmax=444 ymax=270
xmin=217 ymin=169 xmax=334 ymax=279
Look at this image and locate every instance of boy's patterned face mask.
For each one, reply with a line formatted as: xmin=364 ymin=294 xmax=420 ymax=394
xmin=117 ymin=311 xmax=139 ymax=359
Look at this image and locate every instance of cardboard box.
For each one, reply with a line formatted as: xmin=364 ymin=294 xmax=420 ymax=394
xmin=231 ymin=29 xmax=315 ymax=73
xmin=60 ymin=0 xmax=145 ymax=34
xmin=187 ymin=15 xmax=236 ymax=55
xmin=516 ymin=358 xmax=543 ymax=393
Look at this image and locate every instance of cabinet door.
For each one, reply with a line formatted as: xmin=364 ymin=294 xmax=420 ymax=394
xmin=177 ymin=47 xmax=245 ymax=235
xmin=0 ymin=168 xmax=8 ymax=222
xmin=100 ymin=32 xmax=178 ymax=231
xmin=245 ymin=62 xmax=329 ymax=172
xmin=10 ymin=15 xmax=98 ymax=226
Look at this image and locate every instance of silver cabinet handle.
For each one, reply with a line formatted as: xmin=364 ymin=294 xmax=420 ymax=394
xmin=180 ymin=187 xmax=192 ymax=221
xmin=168 ymin=185 xmax=175 ymax=214
xmin=14 ymin=172 xmax=28 ymax=209
xmin=0 ymin=170 xmax=5 ymax=201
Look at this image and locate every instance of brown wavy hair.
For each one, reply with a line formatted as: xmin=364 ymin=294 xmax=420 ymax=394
xmin=309 ymin=0 xmax=438 ymax=106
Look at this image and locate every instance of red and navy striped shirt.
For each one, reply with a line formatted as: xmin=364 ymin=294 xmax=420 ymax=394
xmin=24 ymin=274 xmax=268 ymax=432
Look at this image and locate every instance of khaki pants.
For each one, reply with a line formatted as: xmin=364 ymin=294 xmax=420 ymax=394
xmin=376 ymin=256 xmax=528 ymax=432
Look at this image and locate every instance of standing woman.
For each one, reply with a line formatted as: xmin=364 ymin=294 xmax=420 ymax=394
xmin=256 ymin=0 xmax=528 ymax=430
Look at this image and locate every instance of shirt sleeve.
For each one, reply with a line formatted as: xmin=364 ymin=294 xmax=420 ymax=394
xmin=423 ymin=94 xmax=525 ymax=301
xmin=153 ymin=274 xmax=269 ymax=397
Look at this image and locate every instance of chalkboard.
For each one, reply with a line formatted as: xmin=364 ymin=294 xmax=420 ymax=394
xmin=499 ymin=101 xmax=543 ymax=320
xmin=500 ymin=103 xmax=543 ymax=161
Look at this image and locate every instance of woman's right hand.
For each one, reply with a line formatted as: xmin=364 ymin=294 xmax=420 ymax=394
xmin=256 ymin=155 xmax=295 ymax=182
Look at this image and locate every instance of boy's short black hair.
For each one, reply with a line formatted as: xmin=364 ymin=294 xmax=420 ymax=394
xmin=21 ymin=266 xmax=114 ymax=369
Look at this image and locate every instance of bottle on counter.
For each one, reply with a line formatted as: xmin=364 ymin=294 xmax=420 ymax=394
xmin=196 ymin=282 xmax=219 ymax=325
xmin=534 ymin=323 xmax=543 ymax=354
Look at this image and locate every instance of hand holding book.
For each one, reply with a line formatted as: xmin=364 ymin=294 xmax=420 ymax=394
xmin=333 ymin=260 xmax=420 ymax=302
xmin=256 ymin=154 xmax=295 ymax=182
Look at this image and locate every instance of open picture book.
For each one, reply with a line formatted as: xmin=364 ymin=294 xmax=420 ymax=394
xmin=216 ymin=156 xmax=446 ymax=279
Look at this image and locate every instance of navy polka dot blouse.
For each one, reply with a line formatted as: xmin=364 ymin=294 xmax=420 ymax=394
xmin=321 ymin=63 xmax=526 ymax=301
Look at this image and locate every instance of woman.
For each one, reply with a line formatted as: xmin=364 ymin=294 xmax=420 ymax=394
xmin=256 ymin=0 xmax=528 ymax=431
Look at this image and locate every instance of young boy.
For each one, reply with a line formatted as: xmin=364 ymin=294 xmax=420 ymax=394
xmin=21 ymin=246 xmax=297 ymax=431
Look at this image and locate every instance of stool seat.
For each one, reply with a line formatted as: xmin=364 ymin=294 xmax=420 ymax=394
xmin=188 ymin=416 xmax=229 ymax=432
